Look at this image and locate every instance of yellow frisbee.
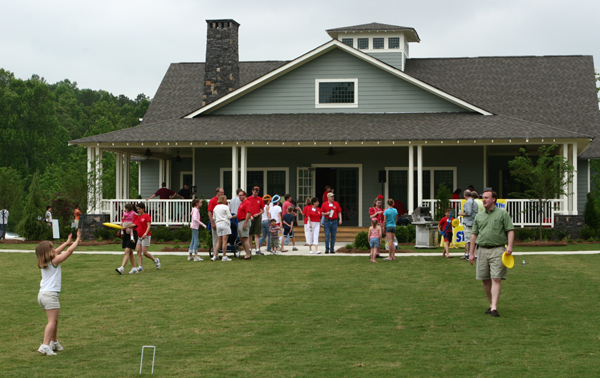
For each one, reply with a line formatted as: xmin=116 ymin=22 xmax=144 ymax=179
xmin=451 ymin=218 xmax=460 ymax=228
xmin=103 ymin=222 xmax=124 ymax=230
xmin=502 ymin=251 xmax=514 ymax=268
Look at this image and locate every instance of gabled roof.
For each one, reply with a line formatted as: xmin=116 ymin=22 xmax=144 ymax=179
xmin=326 ymin=22 xmax=420 ymax=42
xmin=184 ymin=40 xmax=491 ymax=117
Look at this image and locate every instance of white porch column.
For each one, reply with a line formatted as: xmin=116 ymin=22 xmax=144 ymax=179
xmin=115 ymin=153 xmax=122 ymax=200
xmin=571 ymin=143 xmax=578 ymax=215
xmin=231 ymin=146 xmax=239 ymax=197
xmin=96 ymin=148 xmax=103 ymax=206
xmin=166 ymin=160 xmax=172 ymax=189
xmin=86 ymin=147 xmax=103 ymax=213
xmin=562 ymin=143 xmax=569 ymax=213
xmin=417 ymin=145 xmax=423 ymax=207
xmin=158 ymin=160 xmax=164 ymax=187
xmin=87 ymin=147 xmax=95 ymax=212
xmin=123 ymin=152 xmax=130 ymax=199
xmin=408 ymin=145 xmax=414 ymax=212
xmin=240 ymin=146 xmax=247 ymax=192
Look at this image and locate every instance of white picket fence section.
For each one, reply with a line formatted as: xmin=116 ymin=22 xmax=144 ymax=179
xmin=420 ymin=199 xmax=566 ymax=228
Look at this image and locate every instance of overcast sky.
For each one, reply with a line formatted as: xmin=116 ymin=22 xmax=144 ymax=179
xmin=2 ymin=0 xmax=598 ymax=99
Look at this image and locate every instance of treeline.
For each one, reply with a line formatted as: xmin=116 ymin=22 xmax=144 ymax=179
xmin=0 ymin=68 xmax=150 ymax=238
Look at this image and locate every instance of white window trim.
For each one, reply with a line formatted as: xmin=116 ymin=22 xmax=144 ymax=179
xmin=315 ymin=78 xmax=358 ymax=108
xmin=179 ymin=171 xmax=192 ymax=189
xmin=220 ymin=167 xmax=289 ymax=194
xmin=384 ymin=166 xmax=457 ymax=200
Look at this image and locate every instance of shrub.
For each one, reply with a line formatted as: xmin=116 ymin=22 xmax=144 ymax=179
xmin=345 ymin=244 xmax=354 ymax=249
xmin=541 ymin=228 xmax=555 ymax=241
xmin=151 ymin=226 xmax=172 ymax=242
xmin=395 ymin=226 xmax=409 ymax=243
xmin=406 ymin=224 xmax=416 ymax=242
xmin=579 ymin=225 xmax=597 ymax=240
xmin=172 ymin=225 xmax=192 ymax=242
xmin=514 ymin=227 xmax=536 ymax=241
xmin=94 ymin=227 xmax=115 ymax=241
xmin=354 ymin=231 xmax=369 ymax=250
xmin=584 ymin=193 xmax=600 ymax=230
xmin=553 ymin=226 xmax=570 ymax=241
xmin=434 ymin=184 xmax=451 ymax=221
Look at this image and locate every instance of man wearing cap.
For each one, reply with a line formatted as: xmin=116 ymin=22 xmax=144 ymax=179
xmin=247 ymin=186 xmax=265 ymax=255
xmin=320 ymin=192 xmax=342 ymax=254
xmin=469 ymin=190 xmax=514 ymax=318
xmin=459 ymin=190 xmax=477 ymax=260
xmin=208 ymin=187 xmax=225 ymax=254
xmin=236 ymin=191 xmax=252 ymax=259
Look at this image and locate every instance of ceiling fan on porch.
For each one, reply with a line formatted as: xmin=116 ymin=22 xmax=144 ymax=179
xmin=144 ymin=148 xmax=153 ymax=160
xmin=325 ymin=147 xmax=346 ymax=159
xmin=174 ymin=150 xmax=182 ymax=163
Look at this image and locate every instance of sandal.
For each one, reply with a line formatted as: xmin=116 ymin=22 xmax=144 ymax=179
xmin=244 ymin=255 xmax=252 ymax=260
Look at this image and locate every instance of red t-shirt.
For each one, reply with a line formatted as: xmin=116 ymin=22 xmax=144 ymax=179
xmin=134 ymin=213 xmax=152 ymax=236
xmin=155 ymin=187 xmax=175 ymax=199
xmin=247 ymin=195 xmax=265 ymax=215
xmin=207 ymin=196 xmax=219 ymax=212
xmin=321 ymin=201 xmax=342 ymax=220
xmin=322 ymin=190 xmax=331 ymax=205
xmin=438 ymin=216 xmax=453 ymax=234
xmin=369 ymin=206 xmax=384 ymax=224
xmin=306 ymin=205 xmax=322 ymax=222
xmin=282 ymin=201 xmax=294 ymax=214
xmin=237 ymin=199 xmax=251 ymax=221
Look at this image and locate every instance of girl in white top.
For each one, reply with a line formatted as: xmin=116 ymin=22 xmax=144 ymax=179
xmin=258 ymin=197 xmax=271 ymax=253
xmin=36 ymin=230 xmax=81 ymax=356
xmin=269 ymin=199 xmax=283 ymax=252
xmin=212 ymin=195 xmax=233 ymax=261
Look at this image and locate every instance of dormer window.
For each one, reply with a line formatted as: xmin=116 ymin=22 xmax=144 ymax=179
xmin=389 ymin=37 xmax=400 ymax=49
xmin=373 ymin=38 xmax=384 ymax=49
xmin=315 ymin=79 xmax=358 ymax=108
xmin=342 ymin=38 xmax=353 ymax=47
xmin=357 ymin=38 xmax=369 ymax=50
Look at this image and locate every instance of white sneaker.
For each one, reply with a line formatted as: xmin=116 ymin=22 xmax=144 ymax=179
xmin=116 ymin=266 xmax=124 ymax=275
xmin=211 ymin=255 xmax=218 ymax=261
xmin=50 ymin=340 xmax=63 ymax=351
xmin=38 ymin=344 xmax=56 ymax=356
xmin=194 ymin=256 xmax=203 ymax=261
xmin=155 ymin=258 xmax=161 ymax=269
xmin=137 ymin=266 xmax=144 ymax=272
xmin=222 ymin=256 xmax=232 ymax=262
xmin=129 ymin=268 xmax=139 ymax=274
xmin=309 ymin=251 xmax=314 ymax=254
xmin=316 ymin=251 xmax=322 ymax=254
xmin=188 ymin=255 xmax=193 ymax=261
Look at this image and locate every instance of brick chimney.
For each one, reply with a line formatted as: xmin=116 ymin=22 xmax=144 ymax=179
xmin=203 ymin=19 xmax=240 ymax=107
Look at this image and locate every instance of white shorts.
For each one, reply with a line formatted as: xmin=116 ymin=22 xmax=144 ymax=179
xmin=137 ymin=235 xmax=151 ymax=247
xmin=216 ymin=222 xmax=231 ymax=237
xmin=38 ymin=291 xmax=60 ymax=310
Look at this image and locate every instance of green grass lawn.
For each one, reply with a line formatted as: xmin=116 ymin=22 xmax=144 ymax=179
xmin=1 ymin=253 xmax=599 ymax=377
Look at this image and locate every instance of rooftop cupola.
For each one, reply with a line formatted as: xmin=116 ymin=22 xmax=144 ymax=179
xmin=203 ymin=19 xmax=240 ymax=107
xmin=326 ymin=22 xmax=420 ymax=71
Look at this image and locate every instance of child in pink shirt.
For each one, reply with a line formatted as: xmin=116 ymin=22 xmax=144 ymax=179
xmin=121 ymin=204 xmax=136 ymax=242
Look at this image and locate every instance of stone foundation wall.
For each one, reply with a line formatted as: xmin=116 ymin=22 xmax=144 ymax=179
xmin=81 ymin=214 xmax=110 ymax=241
xmin=554 ymin=215 xmax=584 ymax=240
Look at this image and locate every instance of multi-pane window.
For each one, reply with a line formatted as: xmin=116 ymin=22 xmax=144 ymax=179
xmin=357 ymin=38 xmax=369 ymax=49
xmin=373 ymin=38 xmax=384 ymax=49
xmin=318 ymin=82 xmax=355 ymax=104
xmin=222 ymin=170 xmax=286 ymax=198
xmin=388 ymin=37 xmax=400 ymax=49
xmin=434 ymin=170 xmax=454 ymax=196
xmin=341 ymin=38 xmax=353 ymax=47
xmin=267 ymin=171 xmax=286 ymax=198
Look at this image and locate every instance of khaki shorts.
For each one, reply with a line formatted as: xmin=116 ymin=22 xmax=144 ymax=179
xmin=476 ymin=246 xmax=507 ymax=280
xmin=38 ymin=291 xmax=60 ymax=310
xmin=238 ymin=219 xmax=250 ymax=238
xmin=463 ymin=226 xmax=472 ymax=243
xmin=249 ymin=217 xmax=261 ymax=235
xmin=137 ymin=235 xmax=151 ymax=247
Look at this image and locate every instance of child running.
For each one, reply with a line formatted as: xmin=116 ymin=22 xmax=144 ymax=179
xmin=437 ymin=208 xmax=454 ymax=258
xmin=121 ymin=203 xmax=136 ymax=242
xmin=36 ymin=230 xmax=81 ymax=355
xmin=368 ymin=218 xmax=383 ymax=263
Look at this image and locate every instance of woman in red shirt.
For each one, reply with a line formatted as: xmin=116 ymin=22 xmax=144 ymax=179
xmin=305 ymin=197 xmax=322 ymax=254
xmin=369 ymin=195 xmax=385 ymax=225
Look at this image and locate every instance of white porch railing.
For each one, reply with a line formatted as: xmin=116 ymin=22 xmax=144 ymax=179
xmin=100 ymin=199 xmax=194 ymax=226
xmin=420 ymin=199 xmax=566 ymax=228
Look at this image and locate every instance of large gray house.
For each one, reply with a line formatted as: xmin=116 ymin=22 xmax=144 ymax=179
xmin=71 ymin=20 xmax=600 ymax=227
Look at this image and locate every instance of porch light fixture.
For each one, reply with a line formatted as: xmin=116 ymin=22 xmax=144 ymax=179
xmin=144 ymin=148 xmax=153 ymax=160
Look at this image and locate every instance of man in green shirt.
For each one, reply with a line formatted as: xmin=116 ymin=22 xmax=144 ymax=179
xmin=469 ymin=190 xmax=514 ymax=317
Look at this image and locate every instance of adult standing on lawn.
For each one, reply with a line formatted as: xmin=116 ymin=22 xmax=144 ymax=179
xmin=134 ymin=202 xmax=161 ymax=272
xmin=382 ymin=199 xmax=398 ymax=260
xmin=236 ymin=191 xmax=252 ymax=259
xmin=469 ymin=190 xmax=514 ymax=317
xmin=321 ymin=192 xmax=342 ymax=254
xmin=459 ymin=190 xmax=477 ymax=260
xmin=247 ymin=186 xmax=265 ymax=255
xmin=208 ymin=187 xmax=225 ymax=254
xmin=0 ymin=206 xmax=8 ymax=240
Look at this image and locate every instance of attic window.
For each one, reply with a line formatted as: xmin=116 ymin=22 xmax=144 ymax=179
xmin=342 ymin=38 xmax=353 ymax=47
xmin=389 ymin=38 xmax=400 ymax=49
xmin=373 ymin=38 xmax=384 ymax=49
xmin=357 ymin=38 xmax=369 ymax=50
xmin=315 ymin=79 xmax=358 ymax=108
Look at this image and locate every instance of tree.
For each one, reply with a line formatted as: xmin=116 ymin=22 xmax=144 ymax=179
xmin=0 ymin=167 xmax=24 ymax=210
xmin=434 ymin=184 xmax=451 ymax=221
xmin=508 ymin=145 xmax=575 ymax=239
xmin=16 ymin=170 xmax=50 ymax=241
